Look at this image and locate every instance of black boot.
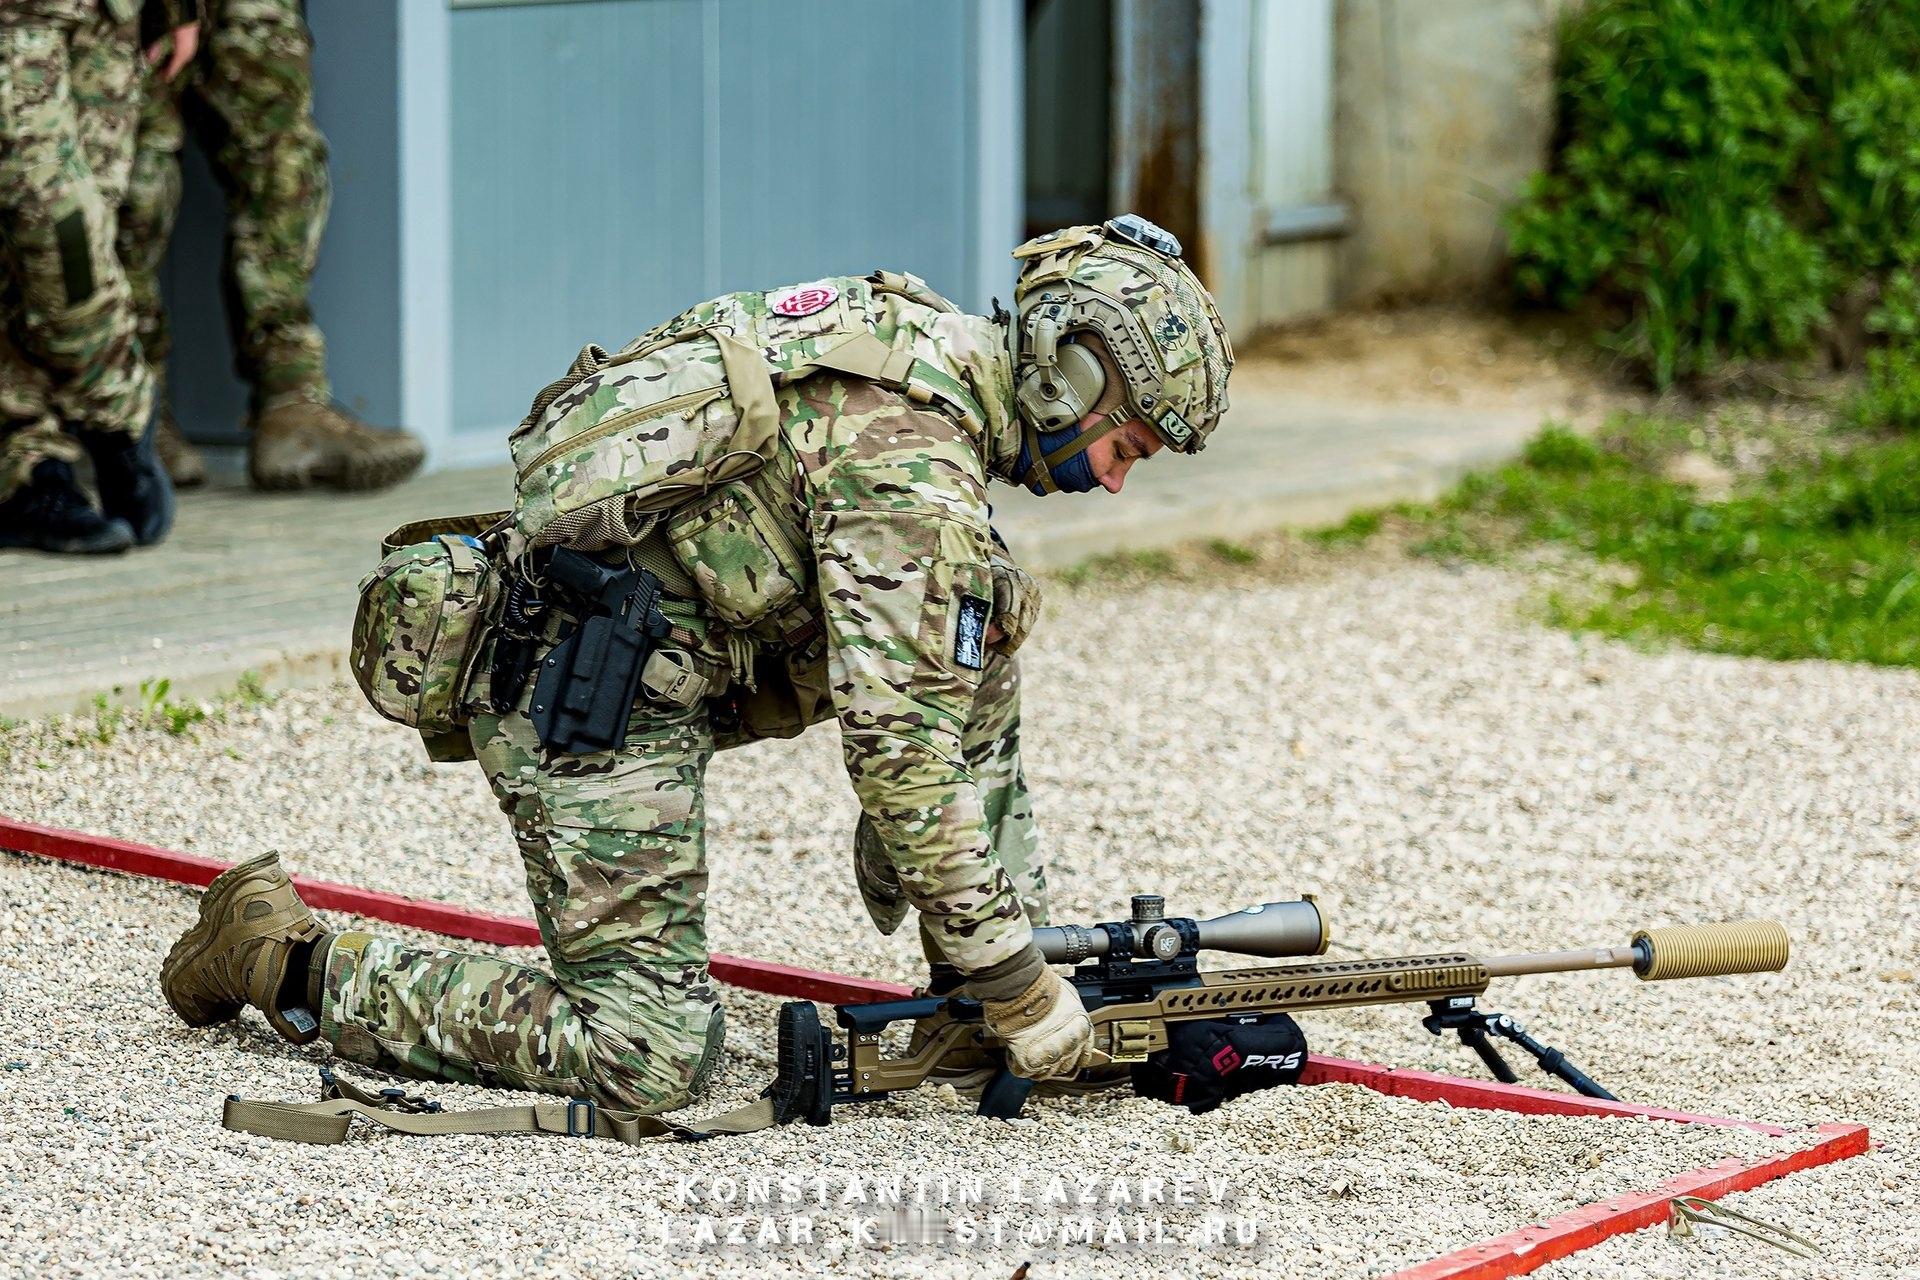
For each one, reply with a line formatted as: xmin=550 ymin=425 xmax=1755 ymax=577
xmin=79 ymin=419 xmax=175 ymax=545
xmin=0 ymin=459 xmax=135 ymax=554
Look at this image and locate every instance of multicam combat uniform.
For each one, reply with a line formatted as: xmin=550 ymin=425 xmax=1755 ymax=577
xmin=119 ymin=0 xmax=329 ymax=408
xmin=0 ymin=0 xmax=156 ymax=500
xmin=321 ymin=288 xmax=1052 ymax=1112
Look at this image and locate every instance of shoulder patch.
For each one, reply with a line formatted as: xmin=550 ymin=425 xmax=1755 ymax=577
xmin=770 ymin=284 xmax=839 ymax=317
xmin=954 ymin=594 xmax=991 ymax=670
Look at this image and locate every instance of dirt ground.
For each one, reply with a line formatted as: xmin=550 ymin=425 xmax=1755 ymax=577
xmin=1236 ymin=305 xmax=1646 ymax=423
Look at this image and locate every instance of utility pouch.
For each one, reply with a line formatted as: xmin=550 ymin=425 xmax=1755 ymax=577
xmin=665 ymin=480 xmax=810 ymax=634
xmin=1130 ymin=1013 xmax=1308 ymax=1114
xmin=527 ymin=549 xmax=672 ymax=755
xmin=350 ymin=533 xmax=499 ymax=737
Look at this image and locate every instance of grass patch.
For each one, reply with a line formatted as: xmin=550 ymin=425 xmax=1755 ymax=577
xmin=1340 ymin=416 xmax=1920 ymax=667
xmin=1055 ymin=547 xmax=1180 ymax=586
xmin=1206 ymin=538 xmax=1260 ymax=565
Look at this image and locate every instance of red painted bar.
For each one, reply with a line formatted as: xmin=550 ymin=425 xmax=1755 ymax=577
xmin=1299 ymin=1055 xmax=1788 ymax=1135
xmin=1385 ymin=1123 xmax=1871 ymax=1280
xmin=0 ymin=814 xmax=907 ymax=1007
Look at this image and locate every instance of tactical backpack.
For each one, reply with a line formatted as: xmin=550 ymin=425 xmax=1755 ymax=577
xmin=504 ymin=271 xmax=991 ymax=562
xmin=349 ymin=272 xmax=1005 ymax=755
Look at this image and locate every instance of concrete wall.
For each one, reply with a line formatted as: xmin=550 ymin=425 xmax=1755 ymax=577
xmin=1333 ymin=0 xmax=1565 ymax=304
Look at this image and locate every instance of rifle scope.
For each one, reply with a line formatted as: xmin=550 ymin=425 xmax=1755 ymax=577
xmin=1034 ymin=894 xmax=1328 ymax=965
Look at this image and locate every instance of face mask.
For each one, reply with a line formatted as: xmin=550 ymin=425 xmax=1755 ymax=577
xmin=1015 ymin=421 xmax=1101 ymax=495
xmin=1013 ymin=413 xmax=1126 ymax=497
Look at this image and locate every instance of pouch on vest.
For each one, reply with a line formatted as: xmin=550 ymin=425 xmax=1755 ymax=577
xmin=664 ymin=476 xmax=812 ymax=635
xmin=350 ymin=534 xmax=499 ymax=739
xmin=1130 ymin=1013 xmax=1308 ymax=1114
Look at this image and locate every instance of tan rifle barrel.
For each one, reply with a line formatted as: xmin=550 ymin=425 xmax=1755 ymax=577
xmin=1482 ymin=946 xmax=1639 ymax=978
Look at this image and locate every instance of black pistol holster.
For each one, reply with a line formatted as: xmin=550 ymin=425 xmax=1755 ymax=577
xmin=523 ymin=548 xmax=672 ymax=755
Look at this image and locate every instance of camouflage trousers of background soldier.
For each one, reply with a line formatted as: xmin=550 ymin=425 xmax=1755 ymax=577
xmin=0 ymin=10 xmax=154 ymax=501
xmin=319 ymin=650 xmax=1045 ymax=1114
xmin=119 ymin=0 xmax=330 ymax=410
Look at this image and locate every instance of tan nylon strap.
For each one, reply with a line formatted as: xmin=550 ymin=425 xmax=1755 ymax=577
xmin=381 ymin=511 xmax=511 ymax=557
xmin=807 ymin=333 xmax=916 ymax=390
xmin=221 ymin=1069 xmax=781 ymax=1146
xmin=1041 ymin=413 xmax=1123 ymax=467
xmin=715 ymin=331 xmax=780 ymax=462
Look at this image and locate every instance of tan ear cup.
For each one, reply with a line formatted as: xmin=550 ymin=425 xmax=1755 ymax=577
xmin=1051 ymin=340 xmax=1108 ymax=415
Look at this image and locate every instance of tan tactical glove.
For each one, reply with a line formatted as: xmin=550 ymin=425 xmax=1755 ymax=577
xmin=988 ymin=546 xmax=1042 ymax=656
xmin=850 ymin=814 xmax=909 ymax=936
xmin=982 ymin=968 xmax=1106 ymax=1081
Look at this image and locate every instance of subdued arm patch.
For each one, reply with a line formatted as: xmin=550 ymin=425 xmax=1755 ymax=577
xmin=953 ymin=594 xmax=991 ymax=670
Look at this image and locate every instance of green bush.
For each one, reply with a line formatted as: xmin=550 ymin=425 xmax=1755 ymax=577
xmin=1845 ymin=346 xmax=1920 ymax=432
xmin=1510 ymin=0 xmax=1920 ymax=386
xmin=1389 ymin=417 xmax=1920 ymax=667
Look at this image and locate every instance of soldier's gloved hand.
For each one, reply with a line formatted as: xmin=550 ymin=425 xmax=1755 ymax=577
xmin=850 ymin=814 xmax=910 ymax=936
xmin=987 ymin=552 xmax=1042 ymax=656
xmin=982 ymin=968 xmax=1106 ymax=1081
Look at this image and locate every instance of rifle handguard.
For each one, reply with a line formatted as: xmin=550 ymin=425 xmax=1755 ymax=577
xmin=1631 ymin=921 xmax=1789 ymax=980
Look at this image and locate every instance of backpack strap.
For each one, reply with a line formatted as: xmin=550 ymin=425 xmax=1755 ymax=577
xmin=806 ymin=332 xmax=917 ymax=391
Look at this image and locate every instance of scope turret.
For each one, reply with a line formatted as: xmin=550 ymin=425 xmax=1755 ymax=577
xmin=1033 ymin=896 xmax=1328 ymax=965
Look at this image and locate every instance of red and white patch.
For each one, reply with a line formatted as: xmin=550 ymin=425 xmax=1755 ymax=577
xmin=769 ymin=284 xmax=838 ymax=318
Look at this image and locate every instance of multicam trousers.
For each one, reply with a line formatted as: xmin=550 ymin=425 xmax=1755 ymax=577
xmin=120 ymin=0 xmax=330 ymax=411
xmin=0 ymin=10 xmax=152 ymax=500
xmin=319 ymin=650 xmax=1044 ymax=1113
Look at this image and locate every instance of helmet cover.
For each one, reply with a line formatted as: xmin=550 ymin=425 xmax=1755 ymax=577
xmin=1009 ymin=215 xmax=1234 ymax=457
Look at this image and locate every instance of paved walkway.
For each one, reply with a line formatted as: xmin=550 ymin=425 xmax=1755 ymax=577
xmin=0 ymin=390 xmax=1545 ymax=716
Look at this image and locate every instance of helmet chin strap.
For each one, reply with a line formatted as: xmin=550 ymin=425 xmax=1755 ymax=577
xmin=1017 ymin=412 xmax=1126 ymax=495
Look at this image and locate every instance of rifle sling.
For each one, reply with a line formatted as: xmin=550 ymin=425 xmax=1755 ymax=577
xmin=222 ymin=1068 xmax=780 ymax=1145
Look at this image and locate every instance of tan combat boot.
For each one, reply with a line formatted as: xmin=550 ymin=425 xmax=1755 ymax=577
xmin=248 ymin=398 xmax=425 ymax=492
xmin=160 ymin=852 xmax=329 ymax=1043
xmin=154 ymin=405 xmax=206 ymax=488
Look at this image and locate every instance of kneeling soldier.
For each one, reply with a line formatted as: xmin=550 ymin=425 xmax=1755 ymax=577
xmin=162 ymin=216 xmax=1233 ymax=1113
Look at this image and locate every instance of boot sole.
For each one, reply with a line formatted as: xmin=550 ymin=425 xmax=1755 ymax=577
xmin=251 ymin=449 xmax=425 ymax=494
xmin=159 ymin=852 xmax=287 ymax=1027
xmin=0 ymin=522 xmax=134 ymax=555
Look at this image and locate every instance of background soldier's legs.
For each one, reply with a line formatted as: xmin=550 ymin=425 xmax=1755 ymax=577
xmin=187 ymin=0 xmax=331 ymax=405
xmin=118 ymin=64 xmax=185 ymax=387
xmin=318 ymin=702 xmax=726 ymax=1113
xmin=0 ymin=17 xmax=151 ymax=499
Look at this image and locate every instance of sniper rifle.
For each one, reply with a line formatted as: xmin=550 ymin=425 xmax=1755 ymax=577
xmin=763 ymin=893 xmax=1790 ymax=1125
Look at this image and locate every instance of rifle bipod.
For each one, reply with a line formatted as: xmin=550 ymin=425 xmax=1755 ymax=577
xmin=1421 ymin=996 xmax=1616 ymax=1099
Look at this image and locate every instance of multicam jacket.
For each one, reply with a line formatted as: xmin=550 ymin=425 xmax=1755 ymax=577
xmin=515 ymin=273 xmax=1040 ymax=980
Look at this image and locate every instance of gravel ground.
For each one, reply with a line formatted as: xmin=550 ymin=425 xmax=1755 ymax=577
xmin=2 ymin=549 xmax=1915 ymax=1278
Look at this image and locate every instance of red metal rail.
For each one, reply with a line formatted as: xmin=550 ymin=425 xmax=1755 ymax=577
xmin=2 ymin=813 xmax=1870 ymax=1277
xmin=0 ymin=815 xmax=904 ymax=1007
xmin=1385 ymin=1122 xmax=1870 ymax=1280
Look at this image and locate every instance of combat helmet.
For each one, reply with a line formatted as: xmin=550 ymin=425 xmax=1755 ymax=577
xmin=1007 ymin=214 xmax=1234 ymax=494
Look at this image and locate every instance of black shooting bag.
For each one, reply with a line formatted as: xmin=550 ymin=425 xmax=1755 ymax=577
xmin=1131 ymin=1012 xmax=1309 ymax=1113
